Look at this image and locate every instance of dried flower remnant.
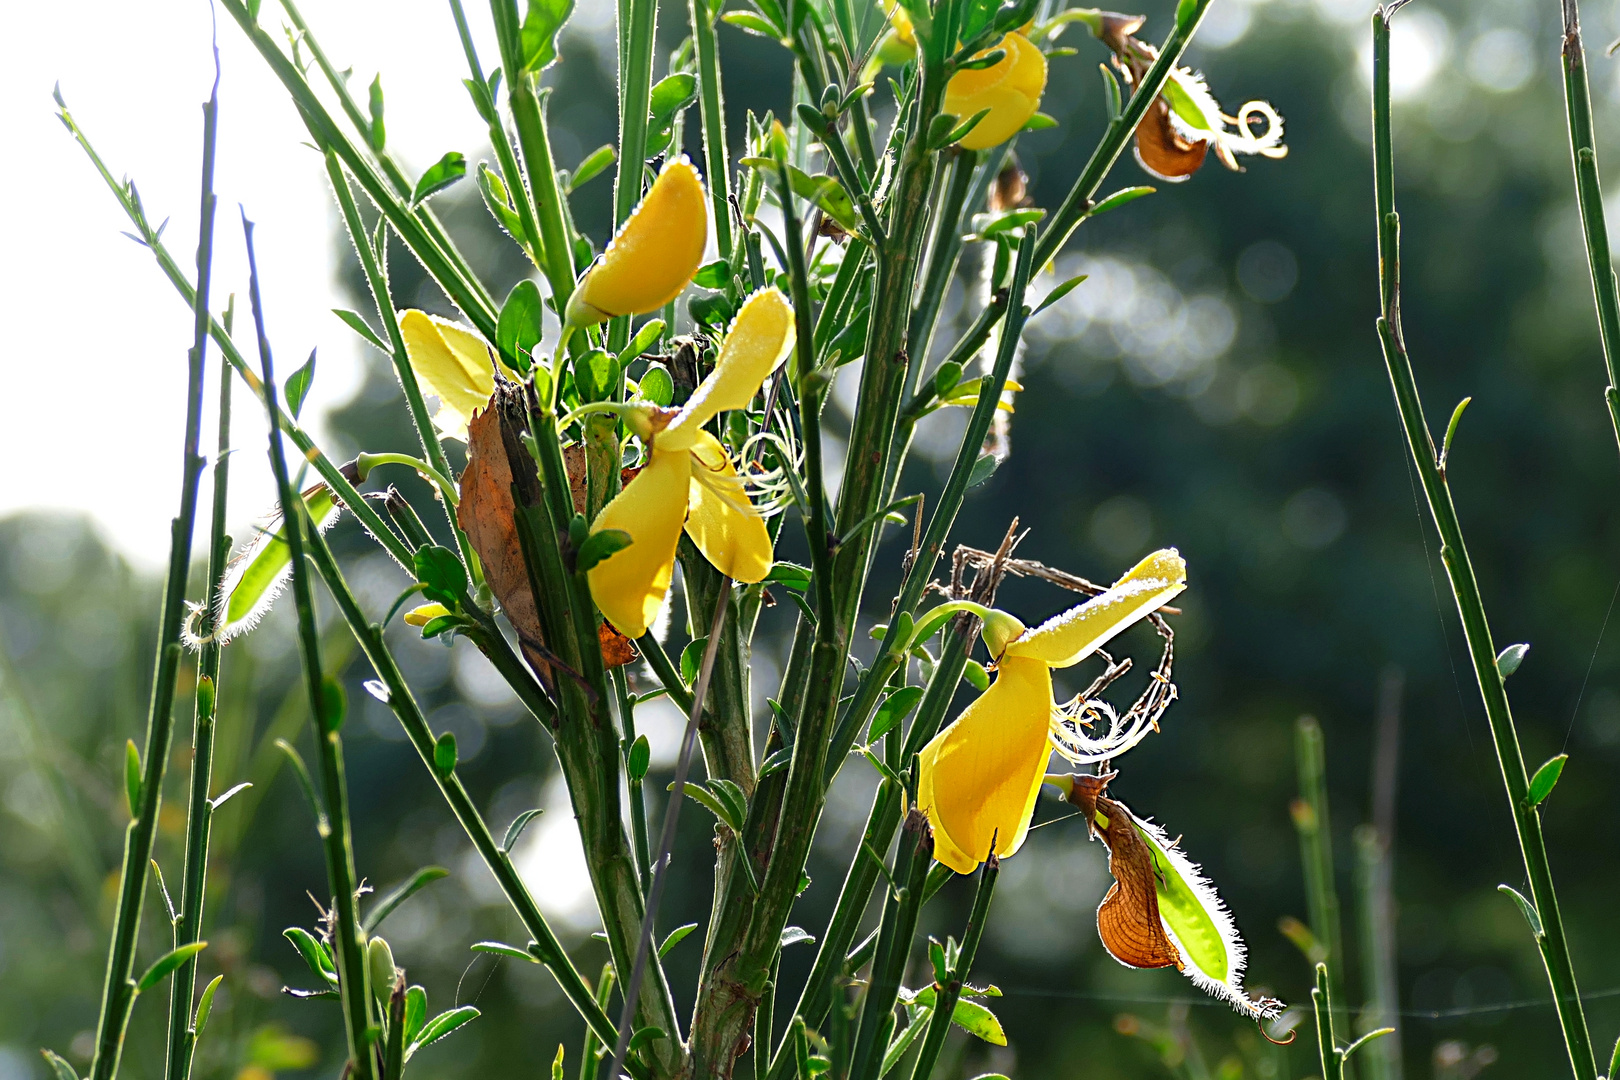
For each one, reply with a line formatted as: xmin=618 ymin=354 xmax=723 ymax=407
xmin=945 ymin=32 xmax=1050 ymax=150
xmin=1054 ymin=773 xmax=1285 ymax=1021
xmin=586 ymin=288 xmax=795 ymax=638
xmin=917 ymin=548 xmax=1187 ymax=873
xmin=1092 ymin=12 xmax=1285 ymax=181
xmin=566 ymin=158 xmax=708 ymax=328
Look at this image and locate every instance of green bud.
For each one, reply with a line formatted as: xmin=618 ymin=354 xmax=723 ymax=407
xmin=368 ymin=936 xmax=397 ymax=1002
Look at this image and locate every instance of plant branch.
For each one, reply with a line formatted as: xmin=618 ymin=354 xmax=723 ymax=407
xmin=1371 ymin=10 xmax=1596 ymax=1077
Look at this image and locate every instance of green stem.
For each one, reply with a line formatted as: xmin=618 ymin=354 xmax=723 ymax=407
xmin=355 ymin=452 xmax=460 ymax=508
xmin=301 ymin=527 xmax=628 ymax=1062
xmin=57 ymin=100 xmax=415 ymax=569
xmin=1313 ymin=962 xmax=1343 ymax=1080
xmin=1293 ymin=716 xmax=1346 ymax=1026
xmin=903 ymin=851 xmax=999 ymax=1080
xmin=905 ymin=149 xmax=977 ymax=390
xmin=243 ymin=214 xmax=376 ymax=1080
xmin=690 ymin=0 xmax=733 ymax=260
xmin=609 ymin=0 xmax=658 ymax=356
xmin=163 ymin=82 xmax=228 ymax=1080
xmin=89 ymin=82 xmax=219 ymax=1080
xmin=1558 ymin=0 xmax=1620 ymax=456
xmin=769 ymin=616 xmax=978 ymax=1080
xmin=1033 ymin=0 xmax=1214 ymax=269
xmin=219 ymin=0 xmax=497 ymax=336
xmin=847 ymin=812 xmax=932 ymax=1080
xmin=1371 ymin=11 xmax=1596 ymax=1078
xmin=448 ymin=0 xmax=549 ymax=266
xmin=490 ymin=0 xmax=580 ymax=306
xmin=614 ymin=669 xmax=654 ymax=893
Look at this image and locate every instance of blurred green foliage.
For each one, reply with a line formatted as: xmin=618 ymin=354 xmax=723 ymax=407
xmin=7 ymin=0 xmax=1620 ymax=1077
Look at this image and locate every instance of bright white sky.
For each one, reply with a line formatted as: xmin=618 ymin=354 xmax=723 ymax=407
xmin=1 ymin=1 xmax=524 ymax=568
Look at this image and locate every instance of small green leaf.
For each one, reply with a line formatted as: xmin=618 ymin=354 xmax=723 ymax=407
xmin=1031 ymin=274 xmax=1090 ymax=318
xmin=1441 ymin=395 xmax=1472 ymax=466
xmin=136 ymin=942 xmax=208 ymax=993
xmin=757 ymin=745 xmax=793 ymax=779
xmin=933 ymin=361 xmax=964 ymax=397
xmin=1021 ymin=111 xmax=1058 ymax=131
xmin=472 ymin=940 xmax=541 ymax=962
xmin=367 ymin=75 xmax=386 ymax=150
xmin=574 ymin=349 xmax=620 ymax=404
xmin=781 ymin=925 xmax=816 ymax=948
xmin=414 ymin=545 xmax=468 ymax=606
xmin=194 ymin=973 xmax=225 ymax=1035
xmin=1091 ymin=186 xmax=1156 ymax=217
xmin=673 ymin=781 xmax=744 ymax=832
xmin=569 ymin=143 xmax=616 ymax=191
xmin=520 ymin=0 xmax=575 ymax=72
xmin=406 ymin=1005 xmax=479 ymax=1060
xmin=694 ymin=259 xmax=733 ymax=290
xmin=410 ymin=151 xmax=467 ymax=206
xmin=577 ymin=528 xmax=633 ymax=573
xmin=764 ymin=561 xmax=813 ymax=593
xmin=1496 ymin=642 xmax=1529 ymax=678
xmin=962 ymin=660 xmax=990 ymax=692
xmin=497 ymin=280 xmax=545 ymax=370
xmin=1527 ymin=754 xmax=1568 ymax=807
xmin=368 ymin=936 xmax=397 ymax=1001
xmin=364 ymin=866 xmax=450 ymax=933
xmin=332 ymin=309 xmax=390 ymax=354
xmin=627 ymin=735 xmax=651 ymax=784
xmin=125 ymin=739 xmax=142 ymax=817
xmin=646 ymin=73 xmax=699 ymax=159
xmin=966 ymin=452 xmax=1000 ymax=488
xmin=1498 ymin=883 xmax=1544 ymax=938
xmin=929 ymin=937 xmax=948 ymax=984
xmin=433 ymin=732 xmax=457 ymax=778
xmin=284 ymin=926 xmax=338 ymax=986
xmin=404 ymin=985 xmax=428 ymax=1045
xmin=680 ymin=637 xmax=709 ymax=686
xmin=721 ymin=10 xmax=783 ymax=37
xmin=688 ymin=291 xmax=734 ymax=329
xmin=627 ymin=1026 xmax=668 ymax=1056
xmin=419 ymin=615 xmax=462 ymax=640
xmin=274 ymin=739 xmax=322 ymax=821
xmin=639 ymin=361 xmax=675 ymax=406
xmin=502 ymin=808 xmax=545 ymax=852
xmin=869 ymin=685 xmax=924 ymax=742
xmin=1343 ymin=1027 xmax=1397 ymax=1062
xmin=658 ymin=923 xmax=700 ymax=958
xmin=284 ymin=349 xmax=317 ymax=418
xmin=552 ymin=1043 xmax=566 ymax=1080
xmin=39 ymin=1050 xmax=78 ymax=1080
xmin=619 ymin=320 xmax=666 ymax=365
xmin=478 ymin=162 xmax=525 ymax=241
xmin=908 ymin=986 xmax=1007 ymax=1044
xmin=956 ymin=48 xmax=1007 ymax=71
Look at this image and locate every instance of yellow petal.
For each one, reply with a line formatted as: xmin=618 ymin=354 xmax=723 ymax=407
xmin=684 ymin=431 xmax=774 ymax=583
xmin=399 ymin=310 xmax=499 ymax=441
xmin=943 ymin=33 xmax=1048 ymax=151
xmin=663 ymin=287 xmax=795 ymax=449
xmin=403 ymin=603 xmax=451 ymax=627
xmin=567 ymin=159 xmax=708 ymax=327
xmin=587 ymin=448 xmax=692 ymax=638
xmin=1006 ymin=548 xmax=1186 ymax=668
xmin=917 ymin=655 xmax=1053 ymax=873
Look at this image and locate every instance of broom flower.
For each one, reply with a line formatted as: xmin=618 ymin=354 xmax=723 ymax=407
xmin=943 ymin=32 xmax=1048 ymax=151
xmin=565 ymin=158 xmax=709 ymax=329
xmin=917 ymin=548 xmax=1187 ymax=873
xmin=585 ymin=288 xmax=795 ymax=638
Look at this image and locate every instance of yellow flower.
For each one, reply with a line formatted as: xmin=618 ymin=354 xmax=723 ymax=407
xmin=943 ymin=32 xmax=1048 ymax=151
xmin=587 ymin=288 xmax=795 ymax=637
xmin=399 ymin=310 xmax=516 ymax=441
xmin=917 ymin=548 xmax=1187 ymax=873
xmin=403 ymin=603 xmax=451 ymax=627
xmin=566 ymin=158 xmax=709 ymax=328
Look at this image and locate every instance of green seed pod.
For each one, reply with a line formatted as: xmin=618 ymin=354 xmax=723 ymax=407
xmin=368 ymin=936 xmax=397 ymax=1003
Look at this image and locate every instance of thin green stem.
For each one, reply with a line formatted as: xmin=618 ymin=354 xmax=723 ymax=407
xmin=163 ymin=79 xmax=228 ymax=1080
xmin=847 ymin=812 xmax=932 ymax=1080
xmin=690 ymin=0 xmax=733 ymax=260
xmin=903 ymin=850 xmax=999 ymax=1080
xmin=610 ymin=0 xmax=658 ymax=354
xmin=1033 ymin=0 xmax=1214 ymax=269
xmin=905 ymin=148 xmax=977 ymax=389
xmin=1371 ymin=11 xmax=1596 ymax=1078
xmin=490 ymin=0 xmax=579 ymax=306
xmin=243 ymin=213 xmax=376 ymax=1080
xmin=614 ymin=668 xmax=654 ymax=894
xmin=1313 ymin=962 xmax=1343 ymax=1080
xmin=89 ymin=80 xmax=219 ymax=1080
xmin=355 ymin=452 xmax=460 ymax=508
xmin=300 ymin=527 xmax=628 ymax=1061
xmin=1558 ymin=0 xmax=1620 ymax=455
xmin=276 ymin=0 xmax=496 ymax=316
xmin=57 ymin=100 xmax=415 ymax=569
xmin=219 ymin=0 xmax=498 ymax=336
xmin=1293 ymin=716 xmax=1346 ymax=1026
